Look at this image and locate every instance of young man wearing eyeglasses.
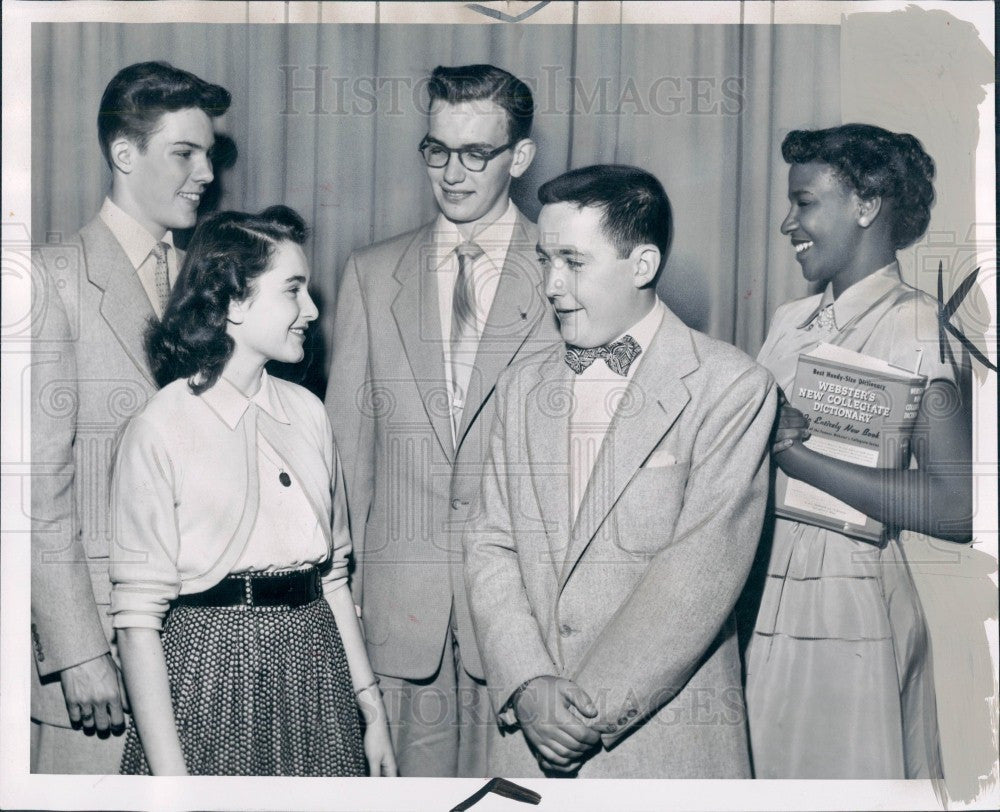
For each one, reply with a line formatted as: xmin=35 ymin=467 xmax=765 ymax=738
xmin=325 ymin=64 xmax=559 ymax=777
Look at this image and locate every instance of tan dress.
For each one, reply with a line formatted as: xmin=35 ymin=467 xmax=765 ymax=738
xmin=745 ymin=263 xmax=967 ymax=779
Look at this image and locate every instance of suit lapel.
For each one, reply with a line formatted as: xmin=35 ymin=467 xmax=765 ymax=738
xmin=81 ymin=219 xmax=157 ymax=387
xmin=456 ymin=212 xmax=545 ymax=449
xmin=558 ymin=307 xmax=698 ymax=591
xmin=389 ymin=223 xmax=454 ymax=460
xmin=524 ymin=348 xmax=573 ymax=576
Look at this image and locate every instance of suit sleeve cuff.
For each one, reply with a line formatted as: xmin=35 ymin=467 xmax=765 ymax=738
xmin=32 ymin=622 xmax=111 ymax=678
xmin=591 ymin=693 xmax=646 ymax=747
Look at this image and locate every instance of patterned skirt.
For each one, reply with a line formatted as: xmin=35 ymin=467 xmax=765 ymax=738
xmin=120 ymin=596 xmax=366 ymax=776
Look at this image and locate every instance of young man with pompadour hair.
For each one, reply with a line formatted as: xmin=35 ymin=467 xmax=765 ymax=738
xmin=31 ymin=60 xmax=230 ymax=773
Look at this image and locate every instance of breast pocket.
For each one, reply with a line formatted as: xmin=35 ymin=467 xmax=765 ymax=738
xmin=613 ymin=463 xmax=689 ymax=555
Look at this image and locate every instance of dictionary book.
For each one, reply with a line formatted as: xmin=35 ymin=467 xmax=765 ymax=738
xmin=774 ymin=342 xmax=927 ymax=543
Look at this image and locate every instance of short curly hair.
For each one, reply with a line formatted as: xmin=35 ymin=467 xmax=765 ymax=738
xmin=781 ymin=123 xmax=935 ymax=249
xmin=145 ymin=205 xmax=308 ymax=394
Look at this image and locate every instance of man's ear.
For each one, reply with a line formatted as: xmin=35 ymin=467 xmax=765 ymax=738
xmin=631 ymin=244 xmax=661 ymax=288
xmin=508 ymin=138 xmax=537 ymax=179
xmin=856 ymin=195 xmax=883 ymax=228
xmin=110 ymin=137 xmax=136 ymax=175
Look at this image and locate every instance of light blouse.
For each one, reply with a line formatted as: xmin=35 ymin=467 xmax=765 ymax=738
xmin=109 ymin=372 xmax=352 ymax=631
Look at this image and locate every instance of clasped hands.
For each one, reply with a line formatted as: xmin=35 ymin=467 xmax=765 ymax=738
xmin=512 ymin=675 xmax=605 ymax=775
xmin=772 ymin=388 xmax=810 ymax=458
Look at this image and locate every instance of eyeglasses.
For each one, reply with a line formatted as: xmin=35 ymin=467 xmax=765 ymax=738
xmin=418 ymin=137 xmax=516 ymax=172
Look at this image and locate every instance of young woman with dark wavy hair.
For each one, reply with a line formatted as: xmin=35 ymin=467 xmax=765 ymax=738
xmin=744 ymin=124 xmax=972 ymax=779
xmin=109 ymin=205 xmax=396 ymax=776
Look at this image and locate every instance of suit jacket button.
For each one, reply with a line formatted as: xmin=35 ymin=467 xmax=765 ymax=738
xmin=627 ymin=708 xmax=638 ymax=718
xmin=606 ymin=723 xmax=617 ymax=733
xmin=617 ymin=715 xmax=629 ymax=726
xmin=451 ymin=498 xmax=468 ymax=510
xmin=558 ymin=624 xmax=573 ymax=637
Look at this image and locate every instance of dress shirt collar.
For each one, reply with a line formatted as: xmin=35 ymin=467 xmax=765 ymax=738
xmin=99 ymin=197 xmax=175 ymax=270
xmin=796 ymin=262 xmax=902 ymax=331
xmin=430 ymin=198 xmax=517 ymax=272
xmin=621 ymin=297 xmax=666 ymax=359
xmin=616 ymin=297 xmax=665 ymax=379
xmin=199 ymin=370 xmax=291 ymax=430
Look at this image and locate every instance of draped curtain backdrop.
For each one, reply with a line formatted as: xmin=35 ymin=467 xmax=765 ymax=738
xmin=32 ymin=18 xmax=840 ymax=394
xmin=28 ymin=9 xmax=996 ymax=801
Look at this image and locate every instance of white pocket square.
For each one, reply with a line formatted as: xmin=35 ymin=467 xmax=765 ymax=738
xmin=644 ymin=447 xmax=678 ymax=468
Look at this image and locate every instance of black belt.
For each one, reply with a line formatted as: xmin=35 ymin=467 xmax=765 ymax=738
xmin=174 ymin=567 xmax=321 ymax=609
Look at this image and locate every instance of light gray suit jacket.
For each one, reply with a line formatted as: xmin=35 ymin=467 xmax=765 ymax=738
xmin=465 ymin=305 xmax=777 ymax=778
xmin=31 ymin=216 xmax=160 ymax=725
xmin=325 ymin=206 xmax=560 ymax=680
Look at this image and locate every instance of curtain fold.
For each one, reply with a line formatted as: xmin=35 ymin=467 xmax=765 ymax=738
xmin=736 ymin=24 xmax=842 ymax=350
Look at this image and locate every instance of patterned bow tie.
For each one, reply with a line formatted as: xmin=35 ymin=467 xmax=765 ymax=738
xmin=565 ymin=334 xmax=642 ymax=376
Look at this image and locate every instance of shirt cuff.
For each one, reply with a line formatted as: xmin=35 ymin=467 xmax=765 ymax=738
xmin=110 ymin=611 xmax=164 ymax=632
xmin=110 ymin=585 xmax=173 ymax=631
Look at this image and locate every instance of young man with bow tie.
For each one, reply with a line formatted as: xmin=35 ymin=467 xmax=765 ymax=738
xmin=325 ymin=64 xmax=560 ymax=777
xmin=30 ymin=61 xmax=229 ymax=773
xmin=464 ymin=164 xmax=777 ymax=778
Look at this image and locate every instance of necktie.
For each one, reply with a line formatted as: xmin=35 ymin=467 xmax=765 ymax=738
xmin=151 ymin=241 xmax=170 ymax=313
xmin=450 ymin=241 xmax=484 ymax=437
xmin=565 ymin=334 xmax=643 ymax=376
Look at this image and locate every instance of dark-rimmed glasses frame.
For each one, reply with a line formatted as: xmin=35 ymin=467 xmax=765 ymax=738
xmin=418 ymin=136 xmax=517 ymax=172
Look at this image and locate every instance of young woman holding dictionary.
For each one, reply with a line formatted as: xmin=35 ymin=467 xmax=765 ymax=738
xmin=744 ymin=124 xmax=972 ymax=779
